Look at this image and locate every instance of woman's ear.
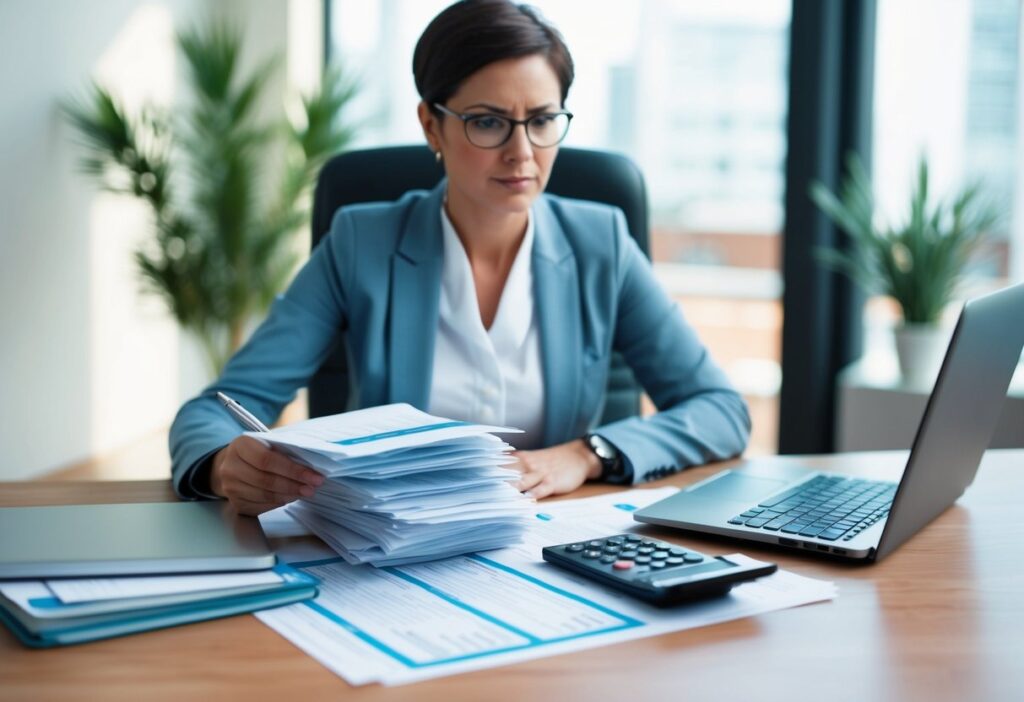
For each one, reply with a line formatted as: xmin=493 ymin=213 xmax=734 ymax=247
xmin=417 ymin=101 xmax=442 ymax=153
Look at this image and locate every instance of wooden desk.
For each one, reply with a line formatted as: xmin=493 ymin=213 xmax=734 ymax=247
xmin=2 ymin=451 xmax=1022 ymax=701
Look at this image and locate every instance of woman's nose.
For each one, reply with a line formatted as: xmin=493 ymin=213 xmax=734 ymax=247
xmin=502 ymin=122 xmax=534 ymax=162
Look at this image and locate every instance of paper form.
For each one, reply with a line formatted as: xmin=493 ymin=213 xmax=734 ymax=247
xmin=44 ymin=570 xmax=284 ymax=603
xmin=0 ymin=569 xmax=287 ymax=619
xmin=250 ymin=403 xmax=521 ymax=461
xmin=260 ymin=504 xmax=312 ymax=538
xmin=253 ymin=403 xmax=531 ymax=565
xmin=256 ymin=487 xmax=837 ymax=686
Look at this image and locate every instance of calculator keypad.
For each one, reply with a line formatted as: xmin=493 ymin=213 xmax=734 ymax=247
xmin=561 ymin=535 xmax=705 ymax=579
xmin=543 ymin=533 xmax=777 ymax=606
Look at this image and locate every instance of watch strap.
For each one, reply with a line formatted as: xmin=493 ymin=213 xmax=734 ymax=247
xmin=585 ymin=434 xmax=631 ymax=485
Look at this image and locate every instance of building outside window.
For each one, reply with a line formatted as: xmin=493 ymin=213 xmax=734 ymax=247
xmin=867 ymin=0 xmax=1020 ymax=365
xmin=326 ymin=0 xmax=1022 ymax=455
xmin=328 ymin=0 xmax=790 ymax=455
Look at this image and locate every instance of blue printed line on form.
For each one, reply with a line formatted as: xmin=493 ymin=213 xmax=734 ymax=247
xmin=301 ymin=600 xmax=420 ymax=668
xmin=295 ymin=557 xmax=643 ymax=669
xmin=27 ymin=597 xmax=64 ymax=609
xmin=470 ymin=555 xmax=644 ymax=627
xmin=384 ymin=567 xmax=542 ymax=644
xmin=289 ymin=556 xmax=348 ymax=568
xmin=332 ymin=421 xmax=471 ymax=446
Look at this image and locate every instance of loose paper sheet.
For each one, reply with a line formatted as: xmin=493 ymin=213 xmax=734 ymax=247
xmin=257 ymin=487 xmax=837 ymax=686
xmin=45 ymin=570 xmax=284 ymax=604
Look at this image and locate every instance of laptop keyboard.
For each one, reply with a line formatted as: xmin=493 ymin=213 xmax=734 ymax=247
xmin=728 ymin=475 xmax=896 ymax=542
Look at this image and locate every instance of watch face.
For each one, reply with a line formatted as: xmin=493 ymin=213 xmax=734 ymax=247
xmin=589 ymin=433 xmax=610 ymax=462
xmin=587 ymin=435 xmax=629 ymax=484
xmin=588 ymin=435 xmax=616 ymax=461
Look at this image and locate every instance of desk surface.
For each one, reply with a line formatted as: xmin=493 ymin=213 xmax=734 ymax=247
xmin=2 ymin=451 xmax=1022 ymax=702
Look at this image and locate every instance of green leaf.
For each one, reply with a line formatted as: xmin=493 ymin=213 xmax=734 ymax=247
xmin=810 ymin=153 xmax=998 ymax=324
xmin=64 ymin=18 xmax=360 ymax=375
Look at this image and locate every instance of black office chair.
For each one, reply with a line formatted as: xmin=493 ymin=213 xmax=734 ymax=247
xmin=307 ymin=145 xmax=650 ymax=426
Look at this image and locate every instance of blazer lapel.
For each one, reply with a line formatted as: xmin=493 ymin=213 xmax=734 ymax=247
xmin=387 ymin=182 xmax=446 ymax=409
xmin=532 ymin=197 xmax=582 ymax=446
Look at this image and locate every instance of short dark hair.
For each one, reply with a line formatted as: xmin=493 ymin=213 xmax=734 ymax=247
xmin=413 ymin=0 xmax=575 ymax=111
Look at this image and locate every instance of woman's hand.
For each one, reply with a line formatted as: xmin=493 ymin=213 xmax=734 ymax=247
xmin=510 ymin=440 xmax=602 ymax=500
xmin=209 ymin=435 xmax=324 ymax=516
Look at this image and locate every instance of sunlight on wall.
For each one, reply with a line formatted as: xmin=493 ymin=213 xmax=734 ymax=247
xmin=88 ymin=4 xmax=181 ymax=455
xmin=81 ymin=0 xmax=324 ymax=460
xmin=286 ymin=0 xmax=325 ymax=256
xmin=288 ymin=0 xmax=323 ymax=97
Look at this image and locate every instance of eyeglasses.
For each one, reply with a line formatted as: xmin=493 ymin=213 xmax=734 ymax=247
xmin=432 ymin=103 xmax=573 ymax=149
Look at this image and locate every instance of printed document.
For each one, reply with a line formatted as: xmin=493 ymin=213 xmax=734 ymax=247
xmin=44 ymin=570 xmax=285 ymax=604
xmin=257 ymin=487 xmax=837 ymax=686
xmin=252 ymin=403 xmax=531 ymax=566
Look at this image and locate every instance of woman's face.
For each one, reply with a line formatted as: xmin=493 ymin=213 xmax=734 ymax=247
xmin=420 ymin=54 xmax=564 ymax=220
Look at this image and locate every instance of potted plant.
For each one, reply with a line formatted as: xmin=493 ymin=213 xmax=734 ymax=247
xmin=64 ymin=22 xmax=357 ymax=375
xmin=811 ymin=155 xmax=999 ymax=385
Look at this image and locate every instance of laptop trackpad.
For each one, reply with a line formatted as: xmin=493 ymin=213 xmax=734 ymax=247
xmin=690 ymin=472 xmax=791 ymax=502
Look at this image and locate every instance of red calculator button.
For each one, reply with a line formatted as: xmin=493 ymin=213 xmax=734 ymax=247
xmin=612 ymin=560 xmax=634 ymax=570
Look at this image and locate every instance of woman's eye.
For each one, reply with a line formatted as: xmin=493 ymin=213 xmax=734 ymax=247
xmin=471 ymin=116 xmax=505 ymax=130
xmin=530 ymin=115 xmax=555 ymax=127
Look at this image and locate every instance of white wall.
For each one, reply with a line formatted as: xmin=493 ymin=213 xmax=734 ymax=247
xmin=0 ymin=0 xmax=316 ymax=480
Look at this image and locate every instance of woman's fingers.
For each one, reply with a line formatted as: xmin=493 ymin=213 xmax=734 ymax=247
xmin=525 ymin=479 xmax=555 ymax=500
xmin=238 ymin=463 xmax=312 ymax=498
xmin=226 ymin=479 xmax=303 ymax=507
xmin=516 ymin=470 xmax=545 ymax=494
xmin=509 ymin=454 xmax=545 ymax=494
xmin=509 ymin=443 xmax=593 ymax=498
xmin=212 ymin=436 xmax=326 ymax=516
xmin=218 ymin=450 xmax=308 ymax=498
xmin=235 ymin=436 xmax=324 ymax=487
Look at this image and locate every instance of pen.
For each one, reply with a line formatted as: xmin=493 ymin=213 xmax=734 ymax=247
xmin=216 ymin=392 xmax=271 ymax=433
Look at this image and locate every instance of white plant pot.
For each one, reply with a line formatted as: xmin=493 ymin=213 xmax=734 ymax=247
xmin=893 ymin=323 xmax=951 ymax=388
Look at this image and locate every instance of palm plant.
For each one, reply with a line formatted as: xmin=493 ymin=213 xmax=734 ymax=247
xmin=64 ymin=22 xmax=357 ymax=374
xmin=810 ymin=155 xmax=999 ymax=324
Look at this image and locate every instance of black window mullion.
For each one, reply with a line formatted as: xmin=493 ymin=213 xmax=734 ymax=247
xmin=779 ymin=0 xmax=876 ymax=454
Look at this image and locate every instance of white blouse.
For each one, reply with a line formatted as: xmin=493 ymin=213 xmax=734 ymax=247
xmin=427 ymin=206 xmax=546 ymax=449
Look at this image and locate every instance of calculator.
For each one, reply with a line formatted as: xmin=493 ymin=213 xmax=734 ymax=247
xmin=541 ymin=533 xmax=777 ymax=606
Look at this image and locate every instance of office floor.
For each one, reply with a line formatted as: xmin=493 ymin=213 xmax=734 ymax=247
xmin=43 ymin=298 xmax=782 ymax=482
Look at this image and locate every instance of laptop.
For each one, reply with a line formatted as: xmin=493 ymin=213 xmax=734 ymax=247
xmin=0 ymin=501 xmax=276 ymax=578
xmin=634 ymin=282 xmax=1024 ymax=562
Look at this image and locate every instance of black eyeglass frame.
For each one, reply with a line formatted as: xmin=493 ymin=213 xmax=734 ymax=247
xmin=432 ymin=103 xmax=574 ymax=149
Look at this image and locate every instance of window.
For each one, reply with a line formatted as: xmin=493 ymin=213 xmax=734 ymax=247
xmin=868 ymin=0 xmax=1020 ymax=365
xmin=327 ymin=0 xmax=791 ymax=454
xmin=875 ymin=0 xmax=1018 ymax=281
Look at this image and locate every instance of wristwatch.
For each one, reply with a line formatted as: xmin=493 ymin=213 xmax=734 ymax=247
xmin=585 ymin=433 xmax=631 ymax=485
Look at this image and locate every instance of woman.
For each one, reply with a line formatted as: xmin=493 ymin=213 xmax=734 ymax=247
xmin=170 ymin=0 xmax=750 ymax=515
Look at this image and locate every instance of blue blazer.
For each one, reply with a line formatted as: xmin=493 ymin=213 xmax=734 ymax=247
xmin=170 ymin=181 xmax=750 ymax=498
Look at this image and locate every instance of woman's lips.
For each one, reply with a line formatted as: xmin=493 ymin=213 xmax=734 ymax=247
xmin=494 ymin=176 xmax=535 ymax=191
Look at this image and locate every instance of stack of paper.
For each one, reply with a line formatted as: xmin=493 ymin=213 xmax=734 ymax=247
xmin=252 ymin=403 xmax=532 ymax=566
xmin=0 ymin=565 xmax=318 ymax=648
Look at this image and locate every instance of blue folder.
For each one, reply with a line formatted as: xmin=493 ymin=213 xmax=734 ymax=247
xmin=0 ymin=564 xmax=318 ymax=648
